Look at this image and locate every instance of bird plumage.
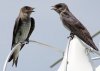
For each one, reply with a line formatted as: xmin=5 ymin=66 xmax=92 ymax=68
xmin=52 ymin=3 xmax=99 ymax=51
xmin=8 ymin=6 xmax=35 ymax=67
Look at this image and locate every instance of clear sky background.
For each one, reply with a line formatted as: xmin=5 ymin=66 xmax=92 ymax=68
xmin=0 ymin=0 xmax=100 ymax=71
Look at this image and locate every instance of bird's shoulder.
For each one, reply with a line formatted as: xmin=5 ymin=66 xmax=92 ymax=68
xmin=30 ymin=17 xmax=35 ymax=23
xmin=30 ymin=17 xmax=35 ymax=27
xmin=14 ymin=17 xmax=22 ymax=32
xmin=76 ymin=22 xmax=92 ymax=40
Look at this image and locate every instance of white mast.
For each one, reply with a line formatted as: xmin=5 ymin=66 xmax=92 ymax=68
xmin=57 ymin=36 xmax=94 ymax=71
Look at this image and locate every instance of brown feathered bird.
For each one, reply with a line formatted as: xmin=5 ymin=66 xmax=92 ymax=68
xmin=8 ymin=6 xmax=35 ymax=67
xmin=52 ymin=3 xmax=99 ymax=51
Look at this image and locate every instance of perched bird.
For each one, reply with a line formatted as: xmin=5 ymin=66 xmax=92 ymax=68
xmin=52 ymin=3 xmax=99 ymax=51
xmin=8 ymin=6 xmax=35 ymax=67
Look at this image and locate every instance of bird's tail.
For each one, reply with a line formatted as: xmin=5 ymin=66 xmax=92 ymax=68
xmin=91 ymin=42 xmax=99 ymax=51
xmin=8 ymin=44 xmax=24 ymax=67
xmin=88 ymin=39 xmax=99 ymax=51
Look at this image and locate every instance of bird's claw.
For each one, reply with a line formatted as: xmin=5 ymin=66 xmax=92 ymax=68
xmin=67 ymin=33 xmax=74 ymax=39
xmin=25 ymin=40 xmax=29 ymax=44
xmin=20 ymin=40 xmax=29 ymax=45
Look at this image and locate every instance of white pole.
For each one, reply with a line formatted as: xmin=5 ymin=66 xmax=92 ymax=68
xmin=96 ymin=65 xmax=100 ymax=71
xmin=57 ymin=36 xmax=94 ymax=71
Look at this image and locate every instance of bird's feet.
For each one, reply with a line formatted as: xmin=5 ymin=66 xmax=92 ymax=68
xmin=25 ymin=39 xmax=29 ymax=44
xmin=20 ymin=40 xmax=29 ymax=45
xmin=67 ymin=33 xmax=74 ymax=39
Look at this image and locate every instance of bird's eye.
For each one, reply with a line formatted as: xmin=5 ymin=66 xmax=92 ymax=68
xmin=24 ymin=6 xmax=30 ymax=10
xmin=56 ymin=5 xmax=62 ymax=8
xmin=26 ymin=7 xmax=29 ymax=10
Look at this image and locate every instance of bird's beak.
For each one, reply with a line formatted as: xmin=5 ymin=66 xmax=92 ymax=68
xmin=51 ymin=6 xmax=57 ymax=10
xmin=30 ymin=8 xmax=35 ymax=12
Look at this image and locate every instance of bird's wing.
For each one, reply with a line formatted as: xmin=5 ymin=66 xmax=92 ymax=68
xmin=61 ymin=11 xmax=98 ymax=50
xmin=61 ymin=12 xmax=92 ymax=41
xmin=74 ymin=22 xmax=99 ymax=50
xmin=74 ymin=22 xmax=85 ymax=30
xmin=74 ymin=22 xmax=92 ymax=40
xmin=26 ymin=17 xmax=35 ymax=40
xmin=11 ymin=17 xmax=22 ymax=49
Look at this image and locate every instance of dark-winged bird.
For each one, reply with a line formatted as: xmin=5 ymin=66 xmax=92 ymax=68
xmin=8 ymin=6 xmax=35 ymax=67
xmin=52 ymin=3 xmax=99 ymax=51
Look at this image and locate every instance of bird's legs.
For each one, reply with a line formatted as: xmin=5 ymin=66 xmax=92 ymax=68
xmin=20 ymin=39 xmax=29 ymax=45
xmin=25 ymin=39 xmax=29 ymax=44
xmin=67 ymin=32 xmax=74 ymax=39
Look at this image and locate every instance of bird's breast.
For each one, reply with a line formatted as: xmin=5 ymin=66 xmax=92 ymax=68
xmin=60 ymin=16 xmax=71 ymax=31
xmin=15 ymin=21 xmax=31 ymax=43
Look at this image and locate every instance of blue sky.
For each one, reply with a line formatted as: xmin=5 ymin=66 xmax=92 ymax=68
xmin=0 ymin=0 xmax=100 ymax=71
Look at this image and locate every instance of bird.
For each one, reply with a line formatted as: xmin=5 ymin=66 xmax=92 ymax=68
xmin=52 ymin=3 xmax=99 ymax=51
xmin=8 ymin=6 xmax=35 ymax=67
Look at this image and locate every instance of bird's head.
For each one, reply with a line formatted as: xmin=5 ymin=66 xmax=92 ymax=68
xmin=20 ymin=6 xmax=35 ymax=18
xmin=52 ymin=3 xmax=69 ymax=14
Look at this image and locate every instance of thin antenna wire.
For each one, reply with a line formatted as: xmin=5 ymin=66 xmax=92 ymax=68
xmin=66 ymin=37 xmax=72 ymax=71
xmin=50 ymin=57 xmax=63 ymax=68
xmin=92 ymin=31 xmax=100 ymax=38
xmin=92 ymin=57 xmax=100 ymax=60
xmin=50 ymin=37 xmax=72 ymax=68
xmin=29 ymin=40 xmax=63 ymax=53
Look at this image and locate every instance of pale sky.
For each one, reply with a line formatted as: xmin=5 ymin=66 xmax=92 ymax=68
xmin=0 ymin=0 xmax=100 ymax=71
